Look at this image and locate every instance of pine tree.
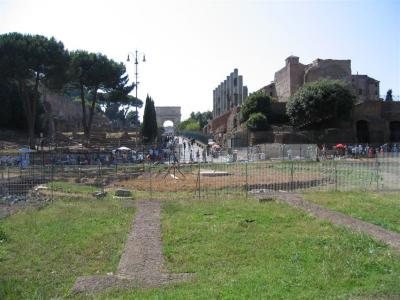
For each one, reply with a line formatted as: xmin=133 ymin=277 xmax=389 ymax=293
xmin=141 ymin=95 xmax=158 ymax=143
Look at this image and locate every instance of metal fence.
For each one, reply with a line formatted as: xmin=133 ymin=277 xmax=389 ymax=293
xmin=0 ymin=149 xmax=399 ymax=206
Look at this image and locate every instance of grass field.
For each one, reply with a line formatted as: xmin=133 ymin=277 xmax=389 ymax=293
xmin=0 ymin=196 xmax=134 ymax=299
xmin=1 ymin=188 xmax=400 ymax=299
xmin=97 ymin=196 xmax=399 ymax=299
xmin=304 ymin=192 xmax=400 ymax=233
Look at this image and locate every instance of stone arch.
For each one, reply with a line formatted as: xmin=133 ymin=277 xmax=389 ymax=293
xmin=155 ymin=106 xmax=181 ymax=128
xmin=390 ymin=121 xmax=400 ymax=142
xmin=356 ymin=120 xmax=370 ymax=143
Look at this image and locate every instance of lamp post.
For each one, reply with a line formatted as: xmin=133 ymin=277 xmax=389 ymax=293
xmin=127 ymin=50 xmax=146 ymax=127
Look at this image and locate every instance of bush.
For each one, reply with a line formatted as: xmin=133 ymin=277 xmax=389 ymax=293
xmin=246 ymin=113 xmax=269 ymax=131
xmin=240 ymin=91 xmax=271 ymax=123
xmin=286 ymin=79 xmax=355 ymax=128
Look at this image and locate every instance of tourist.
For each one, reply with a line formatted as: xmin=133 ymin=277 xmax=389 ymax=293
xmin=189 ymin=149 xmax=193 ymax=162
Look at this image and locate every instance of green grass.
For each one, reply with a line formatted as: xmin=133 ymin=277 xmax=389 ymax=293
xmin=1 ymin=188 xmax=399 ymax=299
xmin=304 ymin=192 xmax=400 ymax=233
xmin=95 ymin=197 xmax=400 ymax=299
xmin=0 ymin=196 xmax=134 ymax=299
xmin=51 ymin=180 xmax=100 ymax=194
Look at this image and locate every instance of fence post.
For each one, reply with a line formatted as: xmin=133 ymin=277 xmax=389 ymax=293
xmin=334 ymin=162 xmax=338 ymax=192
xmin=149 ymin=162 xmax=153 ymax=200
xmin=375 ymin=156 xmax=380 ymax=191
xmin=198 ymin=161 xmax=201 ymax=200
xmin=290 ymin=162 xmax=294 ymax=186
xmin=245 ymin=162 xmax=248 ymax=198
xmin=51 ymin=161 xmax=54 ymax=202
xmin=7 ymin=166 xmax=10 ymax=196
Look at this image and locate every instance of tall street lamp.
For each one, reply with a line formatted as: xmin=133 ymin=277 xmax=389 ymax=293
xmin=127 ymin=50 xmax=146 ymax=126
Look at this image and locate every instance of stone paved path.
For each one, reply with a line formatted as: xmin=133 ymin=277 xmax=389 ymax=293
xmin=276 ymin=193 xmax=400 ymax=250
xmin=72 ymin=200 xmax=193 ymax=294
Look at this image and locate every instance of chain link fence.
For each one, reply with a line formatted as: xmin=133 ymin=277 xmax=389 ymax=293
xmin=0 ymin=144 xmax=399 ymax=207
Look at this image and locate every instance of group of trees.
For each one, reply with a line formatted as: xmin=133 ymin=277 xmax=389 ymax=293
xmin=0 ymin=32 xmax=138 ymax=147
xmin=240 ymin=80 xmax=357 ymax=132
xmin=177 ymin=111 xmax=212 ymax=131
xmin=102 ymin=95 xmax=143 ymax=128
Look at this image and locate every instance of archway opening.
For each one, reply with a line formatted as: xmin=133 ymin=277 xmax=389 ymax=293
xmin=356 ymin=120 xmax=370 ymax=143
xmin=163 ymin=120 xmax=174 ymax=127
xmin=390 ymin=121 xmax=400 ymax=142
xmin=163 ymin=120 xmax=174 ymax=135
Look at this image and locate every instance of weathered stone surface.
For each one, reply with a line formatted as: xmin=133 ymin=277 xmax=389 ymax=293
xmin=115 ymin=189 xmax=132 ymax=197
xmin=71 ymin=200 xmax=194 ymax=294
xmin=155 ymin=106 xmax=181 ymax=128
xmin=92 ymin=191 xmax=107 ymax=198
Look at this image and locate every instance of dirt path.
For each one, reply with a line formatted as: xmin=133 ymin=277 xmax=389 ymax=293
xmin=275 ymin=193 xmax=400 ymax=250
xmin=72 ymin=200 xmax=193 ymax=294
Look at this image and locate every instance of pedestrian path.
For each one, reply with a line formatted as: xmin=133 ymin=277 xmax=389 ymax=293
xmin=72 ymin=200 xmax=193 ymax=294
xmin=276 ymin=193 xmax=400 ymax=250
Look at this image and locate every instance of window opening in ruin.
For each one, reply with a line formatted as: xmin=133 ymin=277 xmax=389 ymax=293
xmin=356 ymin=120 xmax=370 ymax=143
xmin=390 ymin=121 xmax=400 ymax=142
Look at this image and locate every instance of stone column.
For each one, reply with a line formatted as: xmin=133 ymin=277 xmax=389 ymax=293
xmin=238 ymin=75 xmax=243 ymax=105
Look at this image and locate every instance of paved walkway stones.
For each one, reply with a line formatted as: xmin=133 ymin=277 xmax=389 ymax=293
xmin=72 ymin=200 xmax=193 ymax=294
xmin=276 ymin=193 xmax=400 ymax=250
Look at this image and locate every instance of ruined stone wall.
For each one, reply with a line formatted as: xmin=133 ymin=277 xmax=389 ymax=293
xmin=259 ymin=83 xmax=277 ymax=98
xmin=304 ymin=59 xmax=351 ymax=83
xmin=44 ymin=90 xmax=110 ymax=134
xmin=351 ymin=75 xmax=380 ymax=102
xmin=274 ymin=56 xmax=306 ymax=102
xmin=274 ymin=64 xmax=291 ymax=102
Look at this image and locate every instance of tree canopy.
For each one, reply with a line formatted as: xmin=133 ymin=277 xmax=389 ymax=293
xmin=177 ymin=118 xmax=201 ymax=131
xmin=101 ymin=94 xmax=143 ymax=128
xmin=189 ymin=111 xmax=213 ymax=129
xmin=239 ymin=91 xmax=272 ymax=131
xmin=0 ymin=32 xmax=69 ymax=147
xmin=69 ymin=50 xmax=132 ymax=141
xmin=245 ymin=112 xmax=269 ymax=131
xmin=286 ymin=80 xmax=355 ymax=129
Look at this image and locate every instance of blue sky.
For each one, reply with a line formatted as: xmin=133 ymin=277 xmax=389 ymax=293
xmin=0 ymin=0 xmax=399 ymax=121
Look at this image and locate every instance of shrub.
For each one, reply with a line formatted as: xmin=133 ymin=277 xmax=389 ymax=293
xmin=246 ymin=113 xmax=269 ymax=131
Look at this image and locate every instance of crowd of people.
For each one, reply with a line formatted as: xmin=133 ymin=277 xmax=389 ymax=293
xmin=321 ymin=143 xmax=399 ymax=159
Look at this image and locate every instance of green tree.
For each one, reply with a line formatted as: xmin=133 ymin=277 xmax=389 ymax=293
xmin=0 ymin=32 xmax=69 ymax=147
xmin=286 ymin=80 xmax=355 ymax=128
xmin=69 ymin=50 xmax=131 ymax=142
xmin=189 ymin=111 xmax=213 ymax=128
xmin=240 ymin=91 xmax=271 ymax=123
xmin=141 ymin=95 xmax=158 ymax=143
xmin=177 ymin=118 xmax=200 ymax=131
xmin=126 ymin=110 xmax=139 ymax=126
xmin=100 ymin=93 xmax=142 ymax=127
xmin=246 ymin=112 xmax=269 ymax=131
